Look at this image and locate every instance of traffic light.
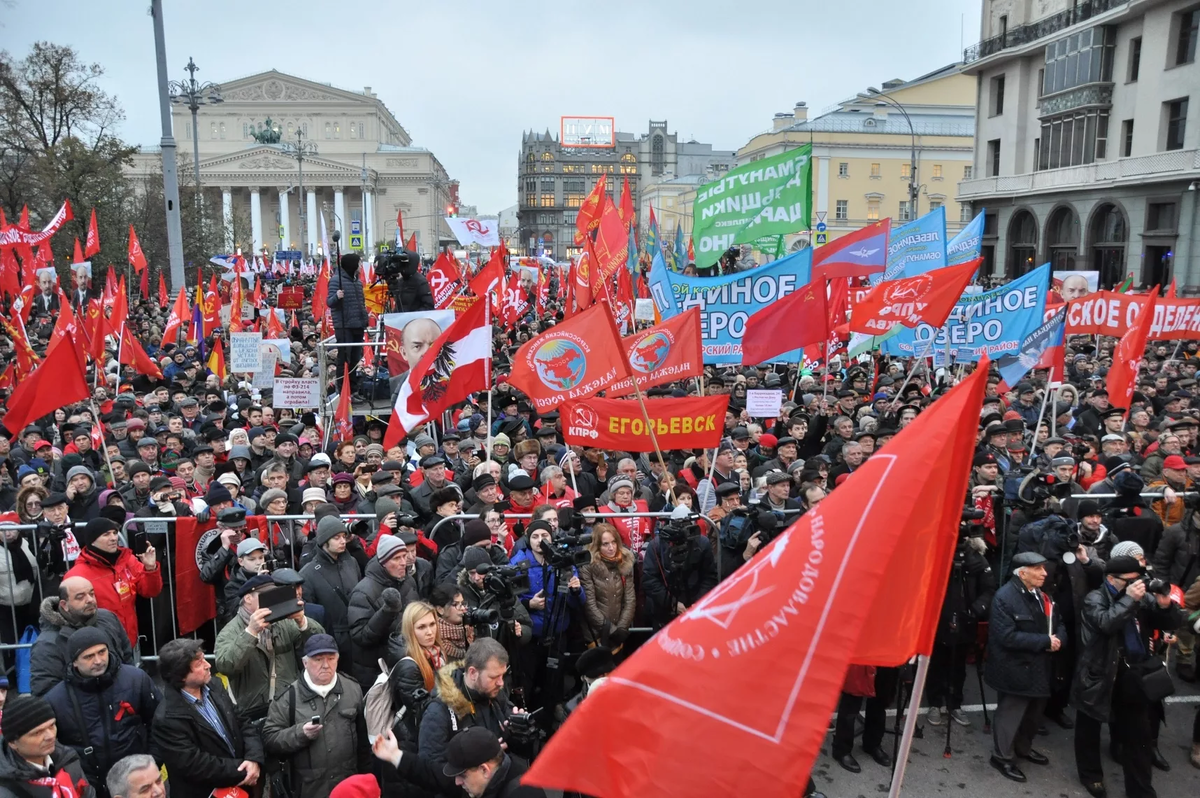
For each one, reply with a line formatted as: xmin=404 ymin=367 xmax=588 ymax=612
xmin=446 ymin=204 xmax=457 ymax=217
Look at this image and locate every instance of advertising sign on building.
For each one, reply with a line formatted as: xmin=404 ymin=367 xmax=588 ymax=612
xmin=560 ymin=116 xmax=616 ymax=148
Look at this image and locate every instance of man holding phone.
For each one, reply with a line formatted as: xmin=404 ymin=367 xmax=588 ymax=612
xmin=263 ymin=634 xmax=371 ymax=796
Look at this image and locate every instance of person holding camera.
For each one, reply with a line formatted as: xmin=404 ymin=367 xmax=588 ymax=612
xmin=1152 ymin=495 xmax=1200 ymax=682
xmin=1072 ymin=556 xmax=1183 ymax=798
xmin=376 ymin=248 xmax=433 ymax=313
xmin=454 ymin=548 xmax=530 ymax=648
xmin=327 ymin=253 xmax=369 ymax=384
xmin=578 ymin=523 xmax=635 ymax=652
xmin=641 ymin=508 xmax=718 ymax=630
xmin=985 ymin=551 xmax=1066 ymax=783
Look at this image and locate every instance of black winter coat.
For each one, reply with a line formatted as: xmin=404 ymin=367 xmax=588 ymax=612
xmin=1072 ymin=584 xmax=1184 ymax=722
xmin=0 ymin=742 xmax=94 ymax=798
xmin=391 ymin=273 xmax=434 ymax=313
xmin=327 ymin=265 xmax=369 ymax=330
xmin=45 ymin=657 xmax=160 ymax=787
xmin=984 ymin=577 xmax=1066 ymax=698
xmin=30 ymin=597 xmax=135 ymax=697
xmin=299 ymin=546 xmax=362 ymax=665
xmin=150 ymin=681 xmax=264 ymax=798
xmin=418 ymin=666 xmax=513 ymax=767
xmin=1153 ymin=513 xmax=1200 ymax=590
xmin=936 ymin=539 xmax=996 ymax=644
xmin=641 ymin=534 xmax=718 ymax=629
xmin=347 ymin=558 xmax=418 ymax=688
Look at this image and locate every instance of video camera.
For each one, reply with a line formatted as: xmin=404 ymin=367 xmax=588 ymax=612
xmin=1140 ymin=564 xmax=1171 ymax=597
xmin=373 ymin=248 xmax=419 ymax=295
xmin=960 ymin=506 xmax=986 ymax=536
xmin=475 ymin=562 xmax=532 ymax=614
xmin=537 ymin=533 xmax=592 ymax=570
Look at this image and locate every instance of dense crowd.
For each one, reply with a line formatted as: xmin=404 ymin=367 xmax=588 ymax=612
xmin=0 ymin=253 xmax=1197 ymax=798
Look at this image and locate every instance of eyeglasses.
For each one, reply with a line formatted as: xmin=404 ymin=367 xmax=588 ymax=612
xmin=451 ymin=601 xmax=468 ymax=608
xmin=25 ymin=501 xmax=41 ymax=509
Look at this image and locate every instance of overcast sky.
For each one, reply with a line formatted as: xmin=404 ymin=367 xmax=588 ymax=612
xmin=4 ymin=0 xmax=981 ymax=215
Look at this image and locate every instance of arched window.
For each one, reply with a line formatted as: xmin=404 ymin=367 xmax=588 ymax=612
xmin=1089 ymin=204 xmax=1127 ymax=289
xmin=541 ymin=152 xmax=554 ymax=161
xmin=651 ymin=135 xmax=664 ymax=175
xmin=621 ymin=153 xmax=636 ymax=163
xmin=526 ymin=151 xmax=535 ymax=164
xmin=1046 ymin=206 xmax=1079 ymax=271
xmin=325 ymin=122 xmax=331 ymax=139
xmin=1007 ymin=210 xmax=1039 ymax=278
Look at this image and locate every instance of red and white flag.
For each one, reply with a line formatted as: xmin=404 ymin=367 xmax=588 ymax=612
xmin=445 ymin=217 xmax=500 ymax=247
xmin=160 ymin=287 xmax=189 ymax=348
xmin=383 ymin=299 xmax=491 ymax=449
xmin=524 ymin=363 xmax=988 ymax=798
xmin=127 ymin=225 xmax=148 ymax=273
xmin=849 ymin=258 xmax=979 ymax=335
xmin=428 ymin=250 xmax=462 ymax=309
xmin=84 ymin=208 xmax=100 ymax=257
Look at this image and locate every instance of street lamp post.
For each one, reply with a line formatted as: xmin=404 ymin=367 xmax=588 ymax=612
xmin=149 ymin=0 xmax=185 ymax=292
xmin=867 ymin=87 xmax=920 ymax=220
xmin=167 ymin=57 xmax=222 ymax=208
xmin=281 ymin=129 xmax=318 ymax=258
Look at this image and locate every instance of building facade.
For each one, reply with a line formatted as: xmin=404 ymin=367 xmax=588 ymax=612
xmin=127 ymin=70 xmax=454 ymax=259
xmin=516 ymin=121 xmax=734 ymax=259
xmin=958 ymin=0 xmax=1200 ymax=288
xmin=737 ymin=64 xmax=977 ymax=255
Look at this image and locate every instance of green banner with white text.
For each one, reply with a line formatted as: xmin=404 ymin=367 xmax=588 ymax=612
xmin=692 ymin=144 xmax=812 ymax=269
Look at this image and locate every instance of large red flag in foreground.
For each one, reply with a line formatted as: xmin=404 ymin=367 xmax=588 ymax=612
xmin=509 ymin=302 xmax=630 ymax=413
xmin=848 ymin=258 xmax=980 ymax=335
xmin=741 ymin=280 xmax=828 ymax=365
xmin=524 ymin=364 xmax=987 ymax=798
xmin=1107 ymin=285 xmax=1159 ymax=416
xmin=3 ymin=332 xmax=90 ymax=435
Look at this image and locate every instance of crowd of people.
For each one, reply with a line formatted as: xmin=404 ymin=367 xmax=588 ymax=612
xmin=0 ymin=251 xmax=1196 ymax=798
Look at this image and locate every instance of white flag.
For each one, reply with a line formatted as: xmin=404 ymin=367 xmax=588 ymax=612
xmin=445 ymin=217 xmax=500 ymax=247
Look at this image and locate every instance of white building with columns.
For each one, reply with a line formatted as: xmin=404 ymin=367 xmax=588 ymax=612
xmin=127 ymin=70 xmax=454 ymax=259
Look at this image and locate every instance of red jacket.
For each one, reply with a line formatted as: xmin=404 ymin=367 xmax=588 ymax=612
xmin=64 ymin=547 xmax=163 ymax=648
xmin=598 ymin=500 xmax=654 ymax=556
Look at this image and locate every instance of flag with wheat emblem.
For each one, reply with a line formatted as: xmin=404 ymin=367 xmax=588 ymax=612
xmin=383 ymin=298 xmax=491 ymax=449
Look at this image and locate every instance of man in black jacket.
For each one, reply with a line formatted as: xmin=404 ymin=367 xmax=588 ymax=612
xmin=45 ymin=627 xmax=160 ymax=791
xmin=299 ymin=516 xmax=362 ymax=665
xmin=418 ymin=639 xmax=515 ymax=768
xmin=0 ymin=694 xmax=95 ymax=798
xmin=347 ymin=534 xmax=418 ymax=687
xmin=641 ymin=514 xmax=718 ymax=630
xmin=374 ymin=725 xmax=546 ymax=798
xmin=328 ymin=253 xmax=370 ymax=382
xmin=30 ymin=576 xmax=135 ymax=697
xmin=149 ymin=638 xmax=263 ymax=798
xmin=1072 ymin=556 xmax=1183 ymax=798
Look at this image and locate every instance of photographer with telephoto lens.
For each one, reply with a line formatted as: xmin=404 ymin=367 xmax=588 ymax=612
xmin=641 ymin=506 xmax=718 ymax=630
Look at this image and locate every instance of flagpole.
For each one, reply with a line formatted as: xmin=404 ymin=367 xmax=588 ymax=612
xmin=886 ymin=654 xmax=931 ymax=798
xmin=629 ymin=377 xmax=670 ymax=479
xmin=1028 ymin=385 xmax=1053 ymax=458
xmin=889 ymin=334 xmax=937 ymax=410
xmin=90 ymin=400 xmax=119 ymax=487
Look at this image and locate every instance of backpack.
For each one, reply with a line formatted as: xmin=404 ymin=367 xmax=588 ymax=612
xmin=364 ymin=656 xmax=419 ymax=742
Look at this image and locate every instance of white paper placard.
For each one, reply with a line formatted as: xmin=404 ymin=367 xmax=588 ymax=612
xmin=746 ymin=389 xmax=783 ymax=418
xmin=634 ymin=298 xmax=655 ymax=322
xmin=273 ymin=378 xmax=320 ymax=409
xmin=252 ymin=352 xmax=276 ymax=389
xmin=230 ymin=332 xmax=263 ymax=372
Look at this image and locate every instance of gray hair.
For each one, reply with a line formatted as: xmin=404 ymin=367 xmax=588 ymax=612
xmin=107 ymin=754 xmax=159 ymax=798
xmin=540 ymin=465 xmax=563 ymax=485
xmin=617 ymin=457 xmax=637 ymax=471
xmin=841 ymin=441 xmax=861 ymax=456
xmin=259 ymin=459 xmax=288 ymax=484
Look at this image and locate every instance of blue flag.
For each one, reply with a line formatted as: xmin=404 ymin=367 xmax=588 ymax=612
xmin=627 ymin=224 xmax=639 ymax=276
xmin=874 ymin=206 xmax=947 ymax=284
xmin=948 ymin=211 xmax=985 ymax=266
xmin=674 ymin=224 xmax=687 ymax=269
xmin=996 ymin=305 xmax=1066 ymax=388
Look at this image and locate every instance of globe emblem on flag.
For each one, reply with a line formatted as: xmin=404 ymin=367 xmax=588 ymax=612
xmin=533 ymin=339 xmax=588 ymax=391
xmin=630 ymin=332 xmax=672 ymax=373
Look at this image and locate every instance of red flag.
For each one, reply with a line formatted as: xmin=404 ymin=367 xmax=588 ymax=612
xmin=606 ymin=308 xmax=704 ymax=398
xmin=1107 ymin=285 xmax=1159 ymax=415
xmin=206 ymin=337 xmax=227 ymax=381
xmin=502 ymin=272 xmax=531 ymax=330
xmin=46 ymin=292 xmax=78 ymax=358
xmin=84 ymin=298 xmax=106 ymax=364
xmin=72 ymin=238 xmax=84 ymax=264
xmin=173 ymin=517 xmax=217 ymax=634
xmin=105 ymin=277 xmax=129 ymax=338
xmin=157 ymin=273 xmax=168 ymax=307
xmin=2 ymin=331 xmax=89 ymax=435
xmin=618 ymin=175 xmax=635 ymax=229
xmin=535 ymin=266 xmax=551 ymax=316
xmin=396 ymin=209 xmax=406 ymax=247
xmin=127 ymin=225 xmax=148 ymax=273
xmin=812 ymin=218 xmax=891 ymax=279
xmin=561 ymin=395 xmax=730 ymax=451
xmin=334 ymin=364 xmax=354 ymax=442
xmin=468 ymin=249 xmax=504 ymax=298
xmin=228 ymin=269 xmax=244 ymax=333
xmin=509 ymin=302 xmax=631 ymax=414
xmin=161 ymin=287 xmax=189 ymax=348
xmin=119 ymin=326 xmax=164 ymax=380
xmin=0 ymin=317 xmax=40 ymax=382
xmin=428 ymin=250 xmax=463 ymax=309
xmin=265 ymin=307 xmax=285 ymax=339
xmin=251 ymin=274 xmax=263 ymax=308
xmin=0 ymin=247 xmax=21 ymax=300
xmin=572 ymin=250 xmax=594 ymax=312
xmin=849 ymin=258 xmax=980 ymax=335
xmin=687 ymin=236 xmax=694 ymax=263
xmin=204 ymin=273 xmax=221 ymax=335
xmin=1167 ymin=279 xmax=1178 ymax=299
xmin=384 ymin=299 xmax=491 ymax=449
xmin=742 ymin=281 xmax=829 ymax=365
xmin=405 ymin=233 xmax=417 ymax=252
xmin=138 ymin=264 xmax=149 ymax=299
xmin=524 ymin=364 xmax=987 ymax=798
xmin=85 ymin=208 xmax=100 ymax=257
xmin=574 ymin=173 xmax=607 ymax=245
xmin=590 ymin=197 xmax=629 ymax=291
xmin=313 ymin=258 xmax=330 ymax=321
xmin=613 ymin=265 xmax=635 ymax=332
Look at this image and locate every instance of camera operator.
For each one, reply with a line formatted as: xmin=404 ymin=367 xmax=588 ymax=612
xmin=375 ymin=248 xmax=433 ymax=313
xmin=642 ymin=508 xmax=718 ymax=630
xmin=1072 ymin=556 xmax=1182 ymax=798
xmin=926 ymin=511 xmax=995 ymax=727
xmin=1152 ymin=494 xmax=1200 ymax=682
xmin=328 ymin=253 xmax=370 ymax=382
xmin=1016 ymin=472 xmax=1104 ymax=730
xmin=455 ymin=549 xmax=530 ymax=648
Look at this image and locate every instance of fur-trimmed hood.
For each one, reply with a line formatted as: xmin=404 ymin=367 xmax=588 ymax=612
xmin=433 ymin=663 xmax=475 ymax=720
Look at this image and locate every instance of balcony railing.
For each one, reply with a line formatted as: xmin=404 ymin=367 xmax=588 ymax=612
xmin=963 ymin=0 xmax=1127 ymax=63
xmin=956 ymin=148 xmax=1200 ymax=199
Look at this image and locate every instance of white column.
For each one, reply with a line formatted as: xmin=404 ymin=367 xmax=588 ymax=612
xmin=334 ymin=188 xmax=346 ymax=241
xmin=277 ymin=187 xmax=289 ymax=247
xmin=250 ymin=188 xmax=263 ymax=255
xmin=364 ymin=190 xmax=375 ymax=256
xmin=221 ymin=188 xmax=233 ymax=251
xmin=816 ymin=156 xmax=830 ymax=219
xmin=306 ymin=189 xmax=318 ymax=256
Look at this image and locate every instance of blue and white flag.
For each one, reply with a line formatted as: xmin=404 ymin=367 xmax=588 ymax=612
xmin=996 ymin=305 xmax=1067 ymax=388
xmin=874 ymin=206 xmax=947 ymax=283
xmin=948 ymin=211 xmax=985 ymax=266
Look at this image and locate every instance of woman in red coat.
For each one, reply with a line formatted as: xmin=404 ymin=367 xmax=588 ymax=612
xmin=63 ymin=518 xmax=162 ymax=648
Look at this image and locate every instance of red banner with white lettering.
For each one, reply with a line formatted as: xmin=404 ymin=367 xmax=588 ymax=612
xmin=606 ymin=308 xmax=703 ymax=398
xmin=561 ymin=394 xmax=730 ymax=452
xmin=1065 ymin=290 xmax=1200 ymax=339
